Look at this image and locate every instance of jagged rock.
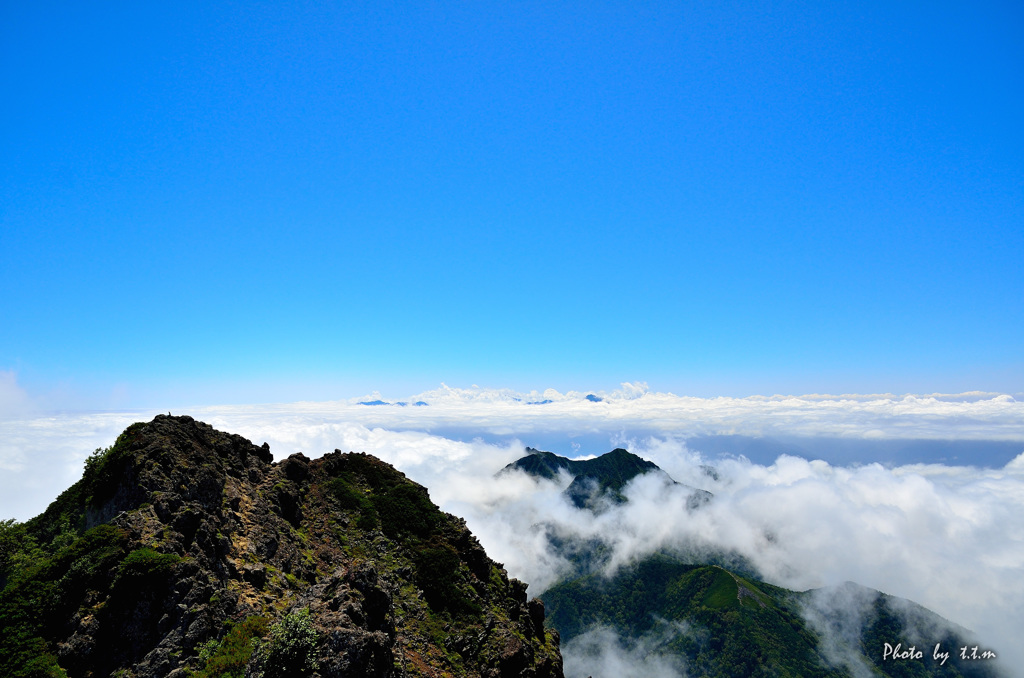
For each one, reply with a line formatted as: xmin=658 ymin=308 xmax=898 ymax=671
xmin=527 ymin=598 xmax=546 ymax=639
xmin=2 ymin=415 xmax=563 ymax=678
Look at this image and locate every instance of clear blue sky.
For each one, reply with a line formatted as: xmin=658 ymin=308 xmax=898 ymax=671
xmin=2 ymin=1 xmax=1022 ymax=408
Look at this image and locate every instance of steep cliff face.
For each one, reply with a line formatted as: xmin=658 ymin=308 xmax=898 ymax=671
xmin=1 ymin=415 xmax=563 ymax=678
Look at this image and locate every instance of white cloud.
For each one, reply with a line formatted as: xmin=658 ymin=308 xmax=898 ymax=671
xmin=800 ymin=584 xmax=883 ymax=678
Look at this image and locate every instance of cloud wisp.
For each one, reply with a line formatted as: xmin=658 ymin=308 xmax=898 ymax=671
xmin=561 ymin=624 xmax=692 ymax=678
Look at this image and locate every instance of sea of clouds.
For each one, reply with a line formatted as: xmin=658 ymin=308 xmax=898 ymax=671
xmin=1 ymin=382 xmax=1022 ymax=675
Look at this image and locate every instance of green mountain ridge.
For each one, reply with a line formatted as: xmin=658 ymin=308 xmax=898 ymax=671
xmin=0 ymin=416 xmax=562 ymax=678
xmin=542 ymin=553 xmax=1002 ymax=678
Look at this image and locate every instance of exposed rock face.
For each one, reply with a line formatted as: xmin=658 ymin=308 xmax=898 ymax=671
xmin=5 ymin=415 xmax=562 ymax=678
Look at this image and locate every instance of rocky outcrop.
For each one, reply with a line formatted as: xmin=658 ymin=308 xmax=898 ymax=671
xmin=4 ymin=415 xmax=562 ymax=678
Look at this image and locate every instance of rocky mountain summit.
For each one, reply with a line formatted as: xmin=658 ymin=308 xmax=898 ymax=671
xmin=0 ymin=415 xmax=563 ymax=678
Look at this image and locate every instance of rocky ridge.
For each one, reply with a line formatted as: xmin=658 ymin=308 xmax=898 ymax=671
xmin=0 ymin=415 xmax=563 ymax=678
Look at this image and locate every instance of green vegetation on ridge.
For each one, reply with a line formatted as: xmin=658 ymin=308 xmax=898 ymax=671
xmin=544 ymin=554 xmax=834 ymax=678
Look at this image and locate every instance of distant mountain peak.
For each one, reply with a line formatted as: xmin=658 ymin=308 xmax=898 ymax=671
xmin=501 ymin=447 xmax=711 ymax=511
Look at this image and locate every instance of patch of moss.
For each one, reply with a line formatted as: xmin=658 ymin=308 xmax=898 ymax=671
xmin=371 ymin=482 xmax=437 ymax=540
xmin=412 ymin=542 xmax=481 ymax=617
xmin=702 ymin=568 xmax=740 ymax=610
xmin=114 ymin=547 xmax=181 ymax=590
xmin=326 ymin=477 xmax=379 ymax=530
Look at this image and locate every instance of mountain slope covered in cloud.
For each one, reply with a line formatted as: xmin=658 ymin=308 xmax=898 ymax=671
xmin=544 ymin=550 xmax=1001 ymax=678
xmin=501 ymin=447 xmax=1005 ymax=677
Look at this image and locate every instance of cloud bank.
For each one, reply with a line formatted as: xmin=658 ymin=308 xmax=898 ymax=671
xmin=183 ymin=383 xmax=1024 ymax=441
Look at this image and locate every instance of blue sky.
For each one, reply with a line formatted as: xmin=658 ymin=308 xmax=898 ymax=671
xmin=2 ymin=1 xmax=1022 ymax=409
